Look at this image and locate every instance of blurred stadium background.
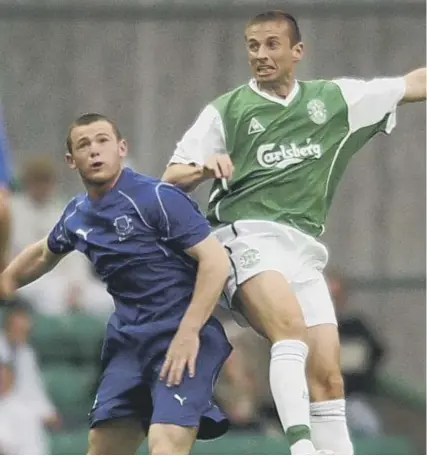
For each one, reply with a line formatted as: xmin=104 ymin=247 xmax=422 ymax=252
xmin=0 ymin=0 xmax=425 ymax=454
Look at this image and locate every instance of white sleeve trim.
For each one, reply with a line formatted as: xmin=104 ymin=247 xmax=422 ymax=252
xmin=168 ymin=104 xmax=227 ymax=166
xmin=154 ymin=183 xmax=171 ymax=238
xmin=333 ymin=77 xmax=406 ymax=133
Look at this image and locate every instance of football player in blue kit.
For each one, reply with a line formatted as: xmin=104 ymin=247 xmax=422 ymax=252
xmin=0 ymin=113 xmax=233 ymax=455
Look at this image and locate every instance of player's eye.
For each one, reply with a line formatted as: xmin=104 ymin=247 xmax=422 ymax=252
xmin=77 ymin=141 xmax=89 ymax=150
xmin=99 ymin=137 xmax=108 ymax=143
xmin=268 ymin=40 xmax=279 ymax=49
xmin=248 ymin=42 xmax=259 ymax=52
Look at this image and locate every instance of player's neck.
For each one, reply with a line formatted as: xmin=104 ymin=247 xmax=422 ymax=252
xmin=257 ymin=77 xmax=296 ymax=99
xmin=86 ymin=168 xmax=123 ymax=200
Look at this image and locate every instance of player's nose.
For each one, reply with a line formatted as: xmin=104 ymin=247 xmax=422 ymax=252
xmin=256 ymin=45 xmax=269 ymax=59
xmin=89 ymin=149 xmax=100 ymax=158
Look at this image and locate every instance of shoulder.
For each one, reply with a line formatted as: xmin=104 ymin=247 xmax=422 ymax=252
xmin=212 ymin=83 xmax=253 ymax=112
xmin=61 ymin=194 xmax=85 ymax=217
xmin=299 ymin=79 xmax=342 ymax=97
xmin=119 ymin=168 xmax=162 ymax=203
xmin=118 ymin=170 xmax=181 ymax=211
xmin=154 ymin=181 xmax=193 ymax=203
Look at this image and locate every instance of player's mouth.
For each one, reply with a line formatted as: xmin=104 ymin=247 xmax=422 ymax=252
xmin=256 ymin=65 xmax=275 ymax=76
xmin=90 ymin=161 xmax=104 ymax=170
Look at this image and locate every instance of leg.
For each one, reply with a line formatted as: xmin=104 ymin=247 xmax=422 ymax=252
xmin=149 ymin=326 xmax=230 ymax=443
xmin=297 ymin=276 xmax=353 ymax=454
xmin=237 ymin=271 xmax=315 ymax=454
xmin=307 ymin=324 xmax=353 ymax=455
xmin=148 ymin=424 xmax=197 ymax=455
xmin=87 ymin=417 xmax=145 ymax=455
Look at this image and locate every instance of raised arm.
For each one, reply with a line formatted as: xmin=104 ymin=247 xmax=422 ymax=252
xmin=402 ymin=67 xmax=426 ymax=103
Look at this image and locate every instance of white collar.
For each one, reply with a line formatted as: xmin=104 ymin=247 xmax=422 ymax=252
xmin=248 ymin=78 xmax=300 ymax=107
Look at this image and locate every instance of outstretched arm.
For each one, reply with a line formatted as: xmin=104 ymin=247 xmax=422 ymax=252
xmin=402 ymin=67 xmax=426 ymax=103
xmin=1 ymin=237 xmax=68 ymax=294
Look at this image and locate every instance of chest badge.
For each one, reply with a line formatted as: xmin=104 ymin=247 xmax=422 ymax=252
xmin=113 ymin=215 xmax=134 ymax=241
xmin=307 ymin=99 xmax=327 ymax=125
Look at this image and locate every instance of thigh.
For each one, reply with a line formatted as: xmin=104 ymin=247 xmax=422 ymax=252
xmin=150 ymin=351 xmax=224 ymax=434
xmin=237 ymin=270 xmax=306 ymax=343
xmin=87 ymin=417 xmax=145 ymax=455
xmin=149 ymin=325 xmax=231 ymax=440
xmin=148 ymin=423 xmax=197 ymax=455
xmin=89 ymin=371 xmax=153 ymax=430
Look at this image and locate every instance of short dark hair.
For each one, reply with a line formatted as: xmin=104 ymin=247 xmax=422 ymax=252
xmin=246 ymin=10 xmax=302 ymax=46
xmin=66 ymin=113 xmax=122 ymax=154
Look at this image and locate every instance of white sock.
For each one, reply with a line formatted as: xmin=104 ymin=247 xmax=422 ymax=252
xmin=270 ymin=340 xmax=315 ymax=455
xmin=310 ymin=399 xmax=354 ymax=454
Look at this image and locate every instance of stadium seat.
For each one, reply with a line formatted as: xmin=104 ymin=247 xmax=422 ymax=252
xmin=42 ymin=364 xmax=97 ymax=425
xmin=31 ymin=314 xmax=76 ymax=364
xmin=31 ymin=312 xmax=104 ymax=365
xmin=64 ymin=312 xmax=104 ymax=363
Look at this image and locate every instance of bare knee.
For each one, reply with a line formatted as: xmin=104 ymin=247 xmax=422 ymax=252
xmin=87 ymin=418 xmax=144 ymax=455
xmin=148 ymin=424 xmax=197 ymax=455
xmin=87 ymin=428 xmax=110 ymax=455
xmin=309 ymin=369 xmax=345 ymax=401
xmin=270 ymin=316 xmax=307 ymax=343
xmin=237 ymin=271 xmax=307 ymax=343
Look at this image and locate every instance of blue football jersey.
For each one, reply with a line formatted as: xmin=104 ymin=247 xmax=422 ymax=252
xmin=48 ymin=168 xmax=211 ymax=325
xmin=0 ymin=108 xmax=11 ymax=187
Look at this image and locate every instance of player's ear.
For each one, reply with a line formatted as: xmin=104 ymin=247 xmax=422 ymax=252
xmin=118 ymin=139 xmax=128 ymax=158
xmin=291 ymin=42 xmax=304 ymax=63
xmin=65 ymin=152 xmax=77 ymax=169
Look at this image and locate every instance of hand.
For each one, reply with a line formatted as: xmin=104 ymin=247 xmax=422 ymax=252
xmin=203 ymin=154 xmax=234 ymax=181
xmin=159 ymin=327 xmax=200 ymax=387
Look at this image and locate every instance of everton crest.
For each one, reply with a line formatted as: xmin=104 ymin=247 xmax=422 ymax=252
xmin=113 ymin=215 xmax=134 ymax=241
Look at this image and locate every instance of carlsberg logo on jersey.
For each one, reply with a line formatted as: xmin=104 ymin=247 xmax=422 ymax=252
xmin=257 ymin=138 xmax=323 ymax=169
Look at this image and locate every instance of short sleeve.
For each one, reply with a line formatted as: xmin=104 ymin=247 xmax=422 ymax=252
xmin=169 ymin=104 xmax=227 ymax=167
xmin=47 ymin=204 xmax=75 ymax=254
xmin=152 ymin=183 xmax=211 ymax=250
xmin=332 ymin=77 xmax=406 ymax=134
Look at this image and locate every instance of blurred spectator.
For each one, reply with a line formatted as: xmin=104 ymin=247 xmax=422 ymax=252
xmin=11 ymin=155 xmax=114 ymax=317
xmin=326 ymin=270 xmax=385 ymax=436
xmin=0 ymin=299 xmax=60 ymax=454
xmin=11 ymin=155 xmax=62 ymax=248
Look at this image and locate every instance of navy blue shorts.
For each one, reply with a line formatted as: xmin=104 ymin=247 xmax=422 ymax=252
xmin=89 ymin=316 xmax=232 ymax=440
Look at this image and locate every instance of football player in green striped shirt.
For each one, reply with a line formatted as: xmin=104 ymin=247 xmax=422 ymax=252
xmin=163 ymin=10 xmax=426 ymax=455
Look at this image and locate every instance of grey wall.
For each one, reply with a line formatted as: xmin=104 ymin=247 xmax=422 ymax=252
xmin=0 ymin=1 xmax=425 ymax=385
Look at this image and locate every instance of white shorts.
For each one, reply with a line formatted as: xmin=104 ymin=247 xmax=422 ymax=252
xmin=214 ymin=220 xmax=337 ymax=328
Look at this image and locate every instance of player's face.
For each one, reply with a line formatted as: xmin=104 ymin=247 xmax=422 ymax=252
xmin=66 ymin=120 xmax=127 ymax=187
xmin=245 ymin=20 xmax=303 ymax=86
